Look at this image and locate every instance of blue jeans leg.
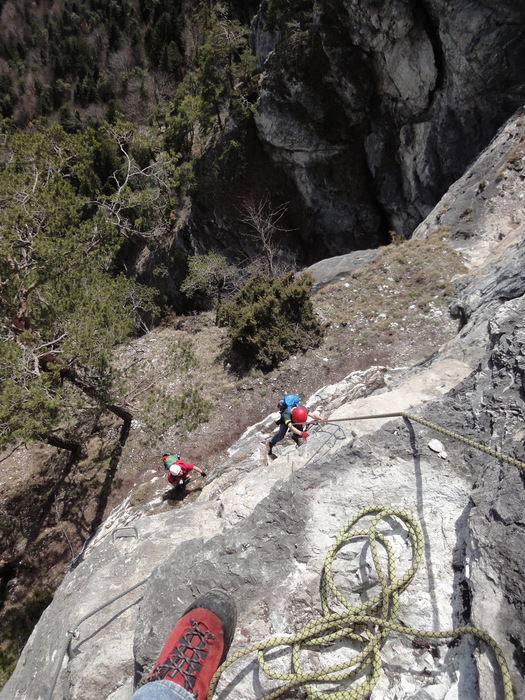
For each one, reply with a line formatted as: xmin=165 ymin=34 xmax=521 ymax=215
xmin=129 ymin=680 xmax=194 ymax=700
xmin=269 ymin=423 xmax=287 ymax=446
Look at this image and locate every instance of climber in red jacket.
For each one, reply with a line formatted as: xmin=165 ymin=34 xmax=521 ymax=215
xmin=162 ymin=454 xmax=207 ymax=488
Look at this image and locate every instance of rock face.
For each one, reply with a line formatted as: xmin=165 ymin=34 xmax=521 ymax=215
xmin=250 ymin=0 xmax=525 ymax=253
xmin=130 ymin=2 xmax=525 ymax=309
xmin=183 ymin=0 xmax=525 ymax=264
xmin=3 ymin=108 xmax=525 ymax=700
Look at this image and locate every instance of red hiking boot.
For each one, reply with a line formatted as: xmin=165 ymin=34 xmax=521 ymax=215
xmin=144 ymin=590 xmax=237 ymax=699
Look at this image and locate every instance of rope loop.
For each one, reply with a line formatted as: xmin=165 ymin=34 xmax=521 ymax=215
xmin=208 ymin=506 xmax=513 ymax=700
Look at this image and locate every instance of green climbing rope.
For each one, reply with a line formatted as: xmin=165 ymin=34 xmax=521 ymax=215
xmin=325 ymin=411 xmax=525 ymax=472
xmin=208 ymin=506 xmax=513 ymax=700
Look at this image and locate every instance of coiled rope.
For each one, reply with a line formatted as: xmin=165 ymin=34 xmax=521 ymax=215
xmin=208 ymin=506 xmax=513 ymax=700
xmin=324 ymin=411 xmax=525 ymax=472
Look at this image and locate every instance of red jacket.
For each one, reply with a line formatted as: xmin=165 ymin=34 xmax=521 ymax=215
xmin=167 ymin=459 xmax=195 ymax=486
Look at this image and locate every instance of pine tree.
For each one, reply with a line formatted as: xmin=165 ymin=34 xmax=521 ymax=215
xmin=0 ymin=118 xmax=163 ymax=452
xmin=220 ymin=272 xmax=323 ymax=369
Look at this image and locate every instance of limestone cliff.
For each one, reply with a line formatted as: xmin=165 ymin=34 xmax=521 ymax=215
xmin=2 ymin=107 xmax=524 ymax=700
xmin=127 ymin=1 xmax=525 ymax=309
xmin=256 ymin=0 xmax=525 ymax=244
xmin=185 ymin=0 xmax=525 ymax=264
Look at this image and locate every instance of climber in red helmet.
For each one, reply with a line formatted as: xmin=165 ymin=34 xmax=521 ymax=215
xmin=267 ymin=396 xmax=326 ymax=456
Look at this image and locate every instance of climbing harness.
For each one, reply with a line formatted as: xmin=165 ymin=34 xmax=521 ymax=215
xmin=208 ymin=506 xmax=513 ymax=700
xmin=322 ymin=411 xmax=525 ymax=472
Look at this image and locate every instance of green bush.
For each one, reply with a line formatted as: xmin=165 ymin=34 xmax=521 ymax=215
xmin=220 ymin=271 xmax=323 ymax=370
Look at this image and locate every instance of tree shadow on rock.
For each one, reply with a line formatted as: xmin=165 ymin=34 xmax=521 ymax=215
xmin=89 ymin=419 xmax=131 ymax=534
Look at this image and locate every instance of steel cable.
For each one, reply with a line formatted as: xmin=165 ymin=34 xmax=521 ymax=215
xmin=324 ymin=412 xmax=525 ymax=471
xmin=45 ymin=576 xmax=148 ymax=700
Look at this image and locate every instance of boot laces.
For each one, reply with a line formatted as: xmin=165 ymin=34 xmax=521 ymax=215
xmin=146 ymin=618 xmax=215 ymax=695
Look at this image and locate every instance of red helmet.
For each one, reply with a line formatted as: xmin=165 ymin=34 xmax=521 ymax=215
xmin=291 ymin=406 xmax=308 ymax=423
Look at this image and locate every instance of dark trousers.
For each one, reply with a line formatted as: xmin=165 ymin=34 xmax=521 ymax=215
xmin=268 ymin=422 xmax=287 ymax=446
xmin=269 ymin=423 xmax=302 ymax=447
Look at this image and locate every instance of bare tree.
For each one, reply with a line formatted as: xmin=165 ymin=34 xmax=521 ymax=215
xmin=95 ymin=123 xmax=174 ymax=239
xmin=239 ymin=194 xmax=296 ymax=277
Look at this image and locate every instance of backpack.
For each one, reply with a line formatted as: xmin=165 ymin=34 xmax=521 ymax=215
xmin=277 ymin=394 xmax=300 ymax=413
xmin=163 ymin=453 xmax=181 ymax=470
